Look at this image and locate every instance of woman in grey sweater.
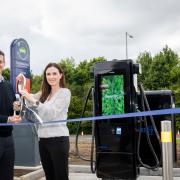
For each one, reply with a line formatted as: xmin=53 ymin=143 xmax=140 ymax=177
xmin=17 ymin=63 xmax=71 ymax=180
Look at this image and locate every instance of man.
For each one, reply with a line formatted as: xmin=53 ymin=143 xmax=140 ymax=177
xmin=0 ymin=50 xmax=21 ymax=180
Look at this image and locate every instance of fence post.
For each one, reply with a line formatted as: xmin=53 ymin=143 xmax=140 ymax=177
xmin=161 ymin=120 xmax=173 ymax=180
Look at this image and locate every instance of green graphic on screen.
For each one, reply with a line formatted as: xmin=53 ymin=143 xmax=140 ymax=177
xmin=101 ymin=75 xmax=124 ymax=115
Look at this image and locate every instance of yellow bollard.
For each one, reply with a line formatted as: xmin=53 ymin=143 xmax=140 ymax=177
xmin=161 ymin=120 xmax=173 ymax=180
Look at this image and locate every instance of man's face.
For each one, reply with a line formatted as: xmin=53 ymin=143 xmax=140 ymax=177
xmin=0 ymin=55 xmax=5 ymax=74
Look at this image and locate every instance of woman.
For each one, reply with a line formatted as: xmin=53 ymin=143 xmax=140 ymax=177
xmin=17 ymin=63 xmax=71 ymax=180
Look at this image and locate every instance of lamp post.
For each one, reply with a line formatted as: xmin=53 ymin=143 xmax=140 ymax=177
xmin=125 ymin=32 xmax=133 ymax=59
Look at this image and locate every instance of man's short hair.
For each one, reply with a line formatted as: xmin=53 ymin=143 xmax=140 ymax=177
xmin=0 ymin=50 xmax=5 ymax=61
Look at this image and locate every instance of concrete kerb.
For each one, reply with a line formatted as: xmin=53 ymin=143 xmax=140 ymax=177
xmin=20 ymin=168 xmax=44 ymax=180
xmin=140 ymin=167 xmax=180 ymax=177
xmin=14 ymin=165 xmax=43 ymax=180
xmin=14 ymin=165 xmax=90 ymax=180
xmin=70 ymin=166 xmax=180 ymax=177
xmin=14 ymin=165 xmax=180 ymax=180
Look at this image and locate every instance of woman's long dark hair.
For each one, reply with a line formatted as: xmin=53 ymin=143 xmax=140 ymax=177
xmin=39 ymin=63 xmax=66 ymax=103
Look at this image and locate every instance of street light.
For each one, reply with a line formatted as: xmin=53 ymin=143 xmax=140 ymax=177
xmin=125 ymin=32 xmax=133 ymax=59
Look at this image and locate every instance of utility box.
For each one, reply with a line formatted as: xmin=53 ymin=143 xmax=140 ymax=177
xmin=93 ymin=59 xmax=140 ymax=180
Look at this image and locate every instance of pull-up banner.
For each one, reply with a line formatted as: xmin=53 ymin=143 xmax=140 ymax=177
xmin=10 ymin=38 xmax=30 ymax=93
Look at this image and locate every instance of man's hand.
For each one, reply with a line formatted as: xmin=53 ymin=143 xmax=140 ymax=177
xmin=8 ymin=115 xmax=22 ymax=124
xmin=13 ymin=101 xmax=21 ymax=111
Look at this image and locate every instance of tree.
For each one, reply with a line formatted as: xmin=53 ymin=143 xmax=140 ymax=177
xmin=73 ymin=57 xmax=106 ymax=86
xmin=137 ymin=46 xmax=179 ymax=90
xmin=148 ymin=45 xmax=179 ymax=90
xmin=137 ymin=46 xmax=180 ymax=131
xmin=58 ymin=58 xmax=75 ymax=85
xmin=2 ymin=68 xmax=10 ymax=81
xmin=31 ymin=74 xmax=43 ymax=93
xmin=137 ymin=52 xmax=152 ymax=89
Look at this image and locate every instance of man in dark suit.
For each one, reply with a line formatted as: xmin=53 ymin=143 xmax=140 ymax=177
xmin=0 ymin=50 xmax=21 ymax=180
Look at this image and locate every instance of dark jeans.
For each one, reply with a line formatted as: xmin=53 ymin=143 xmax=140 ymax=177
xmin=0 ymin=135 xmax=15 ymax=180
xmin=39 ymin=136 xmax=69 ymax=180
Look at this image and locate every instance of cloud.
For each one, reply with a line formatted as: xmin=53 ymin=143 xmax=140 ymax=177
xmin=0 ymin=0 xmax=180 ymax=74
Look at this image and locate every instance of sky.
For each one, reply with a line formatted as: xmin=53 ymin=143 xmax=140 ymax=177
xmin=1 ymin=0 xmax=180 ymax=75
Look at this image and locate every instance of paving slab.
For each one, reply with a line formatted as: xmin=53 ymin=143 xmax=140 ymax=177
xmin=15 ymin=165 xmax=180 ymax=180
xmin=39 ymin=173 xmax=180 ymax=180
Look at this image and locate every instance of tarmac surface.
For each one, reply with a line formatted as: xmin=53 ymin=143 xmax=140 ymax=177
xmin=14 ymin=135 xmax=180 ymax=179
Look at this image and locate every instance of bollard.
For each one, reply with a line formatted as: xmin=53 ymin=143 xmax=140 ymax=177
xmin=161 ymin=120 xmax=173 ymax=180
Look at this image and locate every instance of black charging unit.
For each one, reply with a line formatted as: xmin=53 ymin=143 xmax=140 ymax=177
xmin=137 ymin=90 xmax=177 ymax=167
xmin=92 ymin=59 xmax=140 ymax=180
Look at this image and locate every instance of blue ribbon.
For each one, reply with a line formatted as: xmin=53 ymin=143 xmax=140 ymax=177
xmin=0 ymin=108 xmax=180 ymax=126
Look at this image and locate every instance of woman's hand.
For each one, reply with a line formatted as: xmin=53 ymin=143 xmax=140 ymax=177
xmin=20 ymin=89 xmax=36 ymax=104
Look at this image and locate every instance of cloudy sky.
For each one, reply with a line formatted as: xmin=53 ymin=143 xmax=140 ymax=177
xmin=1 ymin=0 xmax=180 ymax=74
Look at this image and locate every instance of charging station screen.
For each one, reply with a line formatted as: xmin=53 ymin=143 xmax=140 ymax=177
xmin=100 ymin=75 xmax=124 ymax=115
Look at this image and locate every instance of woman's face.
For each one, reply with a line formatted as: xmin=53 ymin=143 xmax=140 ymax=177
xmin=45 ymin=66 xmax=62 ymax=87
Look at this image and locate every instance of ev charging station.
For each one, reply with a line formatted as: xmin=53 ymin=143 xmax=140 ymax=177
xmin=92 ymin=59 xmax=140 ymax=180
xmin=91 ymin=59 xmax=177 ymax=180
xmin=10 ymin=38 xmax=40 ymax=166
xmin=137 ymin=90 xmax=177 ymax=167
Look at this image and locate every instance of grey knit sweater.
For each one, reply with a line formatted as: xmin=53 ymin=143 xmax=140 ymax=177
xmin=31 ymin=88 xmax=71 ymax=138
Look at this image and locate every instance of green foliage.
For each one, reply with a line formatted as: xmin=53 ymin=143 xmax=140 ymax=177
xmin=148 ymin=46 xmax=179 ymax=90
xmin=73 ymin=57 xmax=106 ymax=85
xmin=58 ymin=58 xmax=75 ymax=85
xmin=137 ymin=45 xmax=180 ymax=131
xmin=68 ymin=96 xmax=83 ymax=118
xmin=67 ymin=122 xmax=78 ymax=134
xmin=31 ymin=74 xmax=43 ymax=93
xmin=137 ymin=52 xmax=152 ymax=89
xmin=74 ymin=60 xmax=90 ymax=85
xmin=137 ymin=46 xmax=180 ymax=90
xmin=2 ymin=68 xmax=10 ymax=81
xmin=80 ymin=121 xmax=92 ymax=134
